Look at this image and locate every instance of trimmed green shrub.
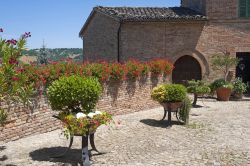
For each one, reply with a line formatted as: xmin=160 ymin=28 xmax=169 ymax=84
xmin=187 ymin=80 xmax=211 ymax=94
xmin=151 ymin=84 xmax=187 ymax=103
xmin=47 ymin=75 xmax=102 ymax=113
xmin=187 ymin=80 xmax=211 ymax=106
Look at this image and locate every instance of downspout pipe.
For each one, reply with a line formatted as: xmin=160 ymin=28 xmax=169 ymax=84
xmin=117 ymin=21 xmax=122 ymax=63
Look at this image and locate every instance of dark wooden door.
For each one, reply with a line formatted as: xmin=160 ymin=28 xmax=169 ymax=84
xmin=236 ymin=52 xmax=250 ymax=93
xmin=172 ymin=55 xmax=202 ymax=84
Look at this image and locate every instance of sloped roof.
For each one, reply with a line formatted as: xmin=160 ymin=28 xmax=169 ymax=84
xmin=94 ymin=6 xmax=207 ymax=21
xmin=79 ymin=6 xmax=207 ymax=36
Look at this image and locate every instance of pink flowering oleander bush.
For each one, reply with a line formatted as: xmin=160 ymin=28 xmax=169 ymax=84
xmin=0 ymin=29 xmax=34 ymax=126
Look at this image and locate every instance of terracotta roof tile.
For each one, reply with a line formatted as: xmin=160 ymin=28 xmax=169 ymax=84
xmin=95 ymin=6 xmax=207 ymax=21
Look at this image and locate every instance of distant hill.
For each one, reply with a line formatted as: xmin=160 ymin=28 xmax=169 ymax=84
xmin=22 ymin=48 xmax=83 ymax=63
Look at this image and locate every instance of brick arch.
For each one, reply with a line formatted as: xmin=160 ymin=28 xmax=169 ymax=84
xmin=171 ymin=50 xmax=209 ymax=83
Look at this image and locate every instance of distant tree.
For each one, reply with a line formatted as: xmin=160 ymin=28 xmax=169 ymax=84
xmin=37 ymin=40 xmax=48 ymax=65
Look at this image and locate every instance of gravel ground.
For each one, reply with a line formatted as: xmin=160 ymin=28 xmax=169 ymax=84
xmin=1 ymin=98 xmax=250 ymax=166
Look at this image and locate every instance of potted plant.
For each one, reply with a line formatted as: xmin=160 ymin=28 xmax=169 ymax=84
xmin=211 ymin=79 xmax=233 ymax=101
xmin=211 ymin=51 xmax=239 ymax=101
xmin=47 ymin=75 xmax=112 ymax=136
xmin=151 ymin=84 xmax=190 ymax=124
xmin=48 ymin=75 xmax=112 ymax=165
xmin=232 ymin=78 xmax=248 ymax=100
xmin=187 ymin=80 xmax=211 ymax=106
xmin=151 ymin=84 xmax=187 ymax=110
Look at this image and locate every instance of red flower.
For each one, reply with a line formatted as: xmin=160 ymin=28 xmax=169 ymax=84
xmin=9 ymin=58 xmax=18 ymax=65
xmin=16 ymin=67 xmax=25 ymax=73
xmin=11 ymin=76 xmax=19 ymax=81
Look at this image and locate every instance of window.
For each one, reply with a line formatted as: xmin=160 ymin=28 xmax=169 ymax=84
xmin=239 ymin=0 xmax=250 ymax=18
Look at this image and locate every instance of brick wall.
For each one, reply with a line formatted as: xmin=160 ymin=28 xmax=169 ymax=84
xmin=0 ymin=75 xmax=169 ymax=142
xmin=82 ymin=12 xmax=120 ymax=62
xmin=182 ymin=0 xmax=239 ymax=19
xmin=206 ymin=0 xmax=238 ymax=20
xmin=196 ymin=20 xmax=250 ymax=80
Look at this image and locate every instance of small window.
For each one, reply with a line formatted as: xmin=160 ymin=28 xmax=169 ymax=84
xmin=239 ymin=0 xmax=250 ymax=18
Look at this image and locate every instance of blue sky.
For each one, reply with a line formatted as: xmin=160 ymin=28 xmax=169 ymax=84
xmin=0 ymin=0 xmax=180 ymax=49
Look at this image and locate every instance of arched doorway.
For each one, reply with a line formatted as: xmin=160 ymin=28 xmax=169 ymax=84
xmin=172 ymin=55 xmax=202 ymax=84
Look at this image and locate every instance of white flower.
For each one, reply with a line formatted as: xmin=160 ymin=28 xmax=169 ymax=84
xmin=95 ymin=111 xmax=103 ymax=115
xmin=88 ymin=112 xmax=96 ymax=118
xmin=76 ymin=112 xmax=86 ymax=119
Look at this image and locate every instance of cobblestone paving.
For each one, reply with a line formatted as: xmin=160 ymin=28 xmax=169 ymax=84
xmin=1 ymin=98 xmax=250 ymax=166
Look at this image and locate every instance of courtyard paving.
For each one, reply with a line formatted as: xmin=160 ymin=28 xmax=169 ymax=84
xmin=1 ymin=98 xmax=250 ymax=166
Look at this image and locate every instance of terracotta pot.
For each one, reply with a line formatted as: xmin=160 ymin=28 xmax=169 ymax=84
xmin=161 ymin=102 xmax=183 ymax=111
xmin=216 ymin=87 xmax=232 ymax=101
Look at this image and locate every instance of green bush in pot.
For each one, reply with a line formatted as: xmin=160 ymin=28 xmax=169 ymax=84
xmin=151 ymin=84 xmax=190 ymax=124
xmin=232 ymin=78 xmax=248 ymax=100
xmin=47 ymin=75 xmax=112 ymax=136
xmin=211 ymin=51 xmax=239 ymax=101
xmin=211 ymin=79 xmax=233 ymax=101
xmin=48 ymin=75 xmax=102 ymax=113
xmin=187 ymin=80 xmax=211 ymax=106
xmin=151 ymin=84 xmax=187 ymax=103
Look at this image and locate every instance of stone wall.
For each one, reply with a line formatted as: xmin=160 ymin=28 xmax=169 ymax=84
xmin=0 ymin=75 xmax=169 ymax=142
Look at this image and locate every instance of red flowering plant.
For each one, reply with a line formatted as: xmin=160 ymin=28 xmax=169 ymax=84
xmin=0 ymin=29 xmax=34 ymax=125
xmin=125 ymin=59 xmax=142 ymax=80
xmin=149 ymin=59 xmax=174 ymax=76
xmin=108 ymin=63 xmax=126 ymax=81
xmin=139 ymin=62 xmax=150 ymax=77
xmin=82 ymin=62 xmax=110 ymax=82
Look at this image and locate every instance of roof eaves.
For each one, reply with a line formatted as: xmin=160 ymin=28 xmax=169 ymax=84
xmin=79 ymin=10 xmax=96 ymax=37
xmin=79 ymin=7 xmax=122 ymax=37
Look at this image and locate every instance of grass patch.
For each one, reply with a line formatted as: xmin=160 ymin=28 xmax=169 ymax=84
xmin=186 ymin=122 xmax=205 ymax=129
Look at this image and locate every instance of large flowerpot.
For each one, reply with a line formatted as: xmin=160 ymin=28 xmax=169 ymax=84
xmin=161 ymin=102 xmax=183 ymax=111
xmin=216 ymin=87 xmax=232 ymax=101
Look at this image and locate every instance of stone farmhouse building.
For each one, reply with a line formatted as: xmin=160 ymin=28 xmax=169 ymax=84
xmin=79 ymin=0 xmax=250 ymax=84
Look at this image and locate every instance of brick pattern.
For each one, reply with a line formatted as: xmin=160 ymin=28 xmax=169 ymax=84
xmin=82 ymin=12 xmax=120 ymax=62
xmin=182 ymin=0 xmax=239 ymax=19
xmin=0 ymin=97 xmax=62 ymax=142
xmin=0 ymin=75 xmax=169 ymax=142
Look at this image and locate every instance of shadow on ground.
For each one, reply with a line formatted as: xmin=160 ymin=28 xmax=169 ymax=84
xmin=30 ymin=147 xmax=82 ymax=165
xmin=29 ymin=146 xmax=106 ymax=166
xmin=140 ymin=119 xmax=183 ymax=128
xmin=0 ymin=146 xmax=8 ymax=162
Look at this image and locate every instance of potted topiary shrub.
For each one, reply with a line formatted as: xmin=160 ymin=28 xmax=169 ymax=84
xmin=211 ymin=51 xmax=239 ymax=101
xmin=187 ymin=80 xmax=211 ymax=107
xmin=48 ymin=75 xmax=112 ymax=135
xmin=151 ymin=84 xmax=190 ymax=124
xmin=211 ymin=79 xmax=233 ymax=101
xmin=47 ymin=75 xmax=112 ymax=165
xmin=232 ymin=78 xmax=248 ymax=100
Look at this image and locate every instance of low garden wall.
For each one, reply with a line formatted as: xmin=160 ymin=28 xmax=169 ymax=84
xmin=0 ymin=75 xmax=169 ymax=142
